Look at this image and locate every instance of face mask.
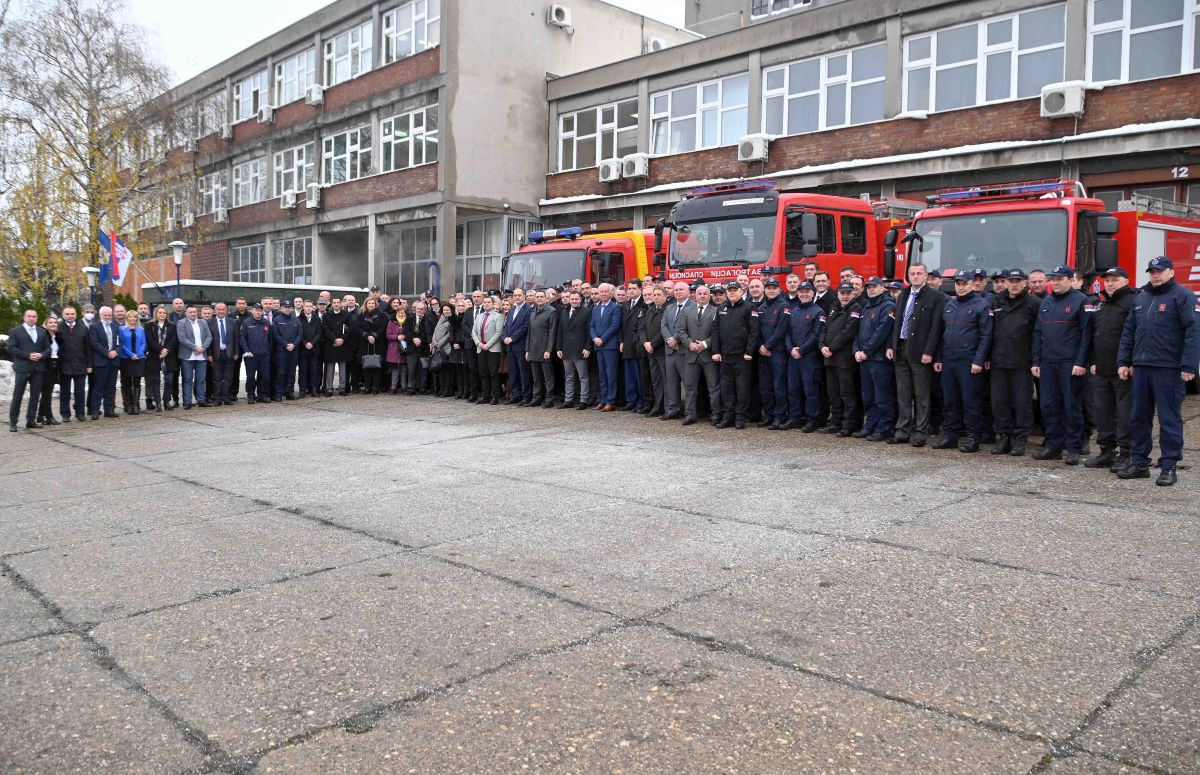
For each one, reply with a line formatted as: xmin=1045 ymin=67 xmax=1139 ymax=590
xmin=84 ymin=313 xmax=95 ymax=323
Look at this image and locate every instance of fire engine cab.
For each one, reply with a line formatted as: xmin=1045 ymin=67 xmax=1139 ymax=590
xmin=501 ymin=227 xmax=653 ymax=290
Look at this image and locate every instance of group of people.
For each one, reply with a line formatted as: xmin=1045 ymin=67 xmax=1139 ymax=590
xmin=6 ymin=256 xmax=1196 ymax=485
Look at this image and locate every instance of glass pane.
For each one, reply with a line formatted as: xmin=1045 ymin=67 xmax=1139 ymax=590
xmin=601 ymin=106 xmax=615 ymax=125
xmin=1091 ymin=30 xmax=1123 ymax=80
xmin=789 ymin=59 xmax=820 ymax=93
xmin=849 ymin=81 xmax=884 ymax=124
xmin=576 ymin=136 xmax=597 ymax=167
xmin=701 ymin=108 xmax=719 ymax=146
xmin=1129 ymin=26 xmax=1183 ymax=79
xmin=1019 ymin=6 xmax=1065 ymax=49
xmin=937 ymin=25 xmax=978 ymax=65
xmin=786 ymin=94 xmax=819 ymax=134
xmin=1094 ymin=0 xmax=1123 ymax=24
xmin=765 ymin=94 xmax=784 ymax=134
xmin=670 ymin=86 xmax=697 ymax=117
xmin=935 ymin=63 xmax=977 ymax=110
xmin=825 ymin=82 xmax=846 ymax=126
xmin=986 ymin=51 xmax=1012 ymax=101
xmin=720 ymin=107 xmax=746 ymax=144
xmin=1195 ymin=19 xmax=1200 ymax=71
xmin=1133 ymin=185 xmax=1177 ymax=201
xmin=1186 ymin=183 xmax=1200 ymax=206
xmin=702 ymin=82 xmax=719 ymax=104
xmin=987 ymin=19 xmax=1012 ymax=46
xmin=827 ymin=54 xmax=847 ymax=78
xmin=1130 ymin=0 xmax=1184 ymax=28
xmin=669 ymin=116 xmax=696 ymax=152
xmin=722 ymin=74 xmax=748 ymax=107
xmin=651 ymin=119 xmax=668 ymax=154
xmin=765 ymin=67 xmax=785 ymax=91
xmin=908 ymin=36 xmax=931 ymax=62
xmin=562 ymin=114 xmax=575 ymax=133
xmin=600 ymin=129 xmax=614 ymax=159
xmin=906 ymin=67 xmax=931 ymax=110
xmin=852 ymin=44 xmax=886 ymax=81
xmin=1016 ymin=47 xmax=1063 ymax=97
xmin=617 ymin=100 xmax=637 ymax=127
xmin=485 ymin=218 xmax=503 ymax=254
xmin=652 ymin=93 xmax=668 ymax=114
xmin=616 ymin=128 xmax=637 ymax=157
xmin=560 ymin=138 xmax=574 ymax=170
xmin=467 ymin=220 xmax=483 ymax=255
xmin=426 ymin=133 xmax=438 ymax=163
xmin=576 ymin=108 xmax=597 ymax=136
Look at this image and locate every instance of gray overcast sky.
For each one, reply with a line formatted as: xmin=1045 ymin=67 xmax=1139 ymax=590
xmin=122 ymin=0 xmax=686 ymax=86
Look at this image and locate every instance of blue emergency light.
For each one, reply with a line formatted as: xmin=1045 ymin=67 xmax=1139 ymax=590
xmin=528 ymin=227 xmax=584 ymax=244
xmin=691 ymin=180 xmax=779 ymax=197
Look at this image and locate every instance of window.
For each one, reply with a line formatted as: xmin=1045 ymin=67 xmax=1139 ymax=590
xmin=381 ymin=106 xmax=439 ymax=172
xmin=274 ymin=48 xmax=316 ymax=106
xmin=784 ymin=213 xmax=836 ymax=261
xmin=558 ymin=99 xmax=637 ymax=171
xmin=455 ymin=217 xmax=505 ymax=292
xmin=904 ymin=4 xmax=1066 ymax=113
xmin=751 ymin=0 xmax=813 ymax=19
xmin=322 ymin=126 xmax=373 ymax=184
xmin=385 ymin=224 xmax=436 ymax=295
xmin=195 ymin=90 xmax=226 ymax=138
xmin=1093 ymin=188 xmax=1124 ymax=210
xmin=197 ymin=170 xmax=228 ymax=215
xmin=273 ymin=238 xmax=313 ymax=284
xmin=1188 ymin=182 xmax=1200 ymax=206
xmin=274 ymin=143 xmax=314 ymax=196
xmin=1089 ymin=0 xmax=1200 ymax=82
xmin=231 ymin=244 xmax=267 ymax=283
xmin=651 ymin=73 xmax=748 ymax=155
xmin=324 ymin=21 xmax=373 ymax=87
xmin=382 ymin=0 xmax=441 ymax=63
xmin=233 ymin=69 xmax=269 ymax=121
xmin=763 ymin=42 xmax=885 ymax=136
xmin=232 ymin=158 xmax=267 ymax=206
xmin=841 ymin=216 xmax=868 ymax=254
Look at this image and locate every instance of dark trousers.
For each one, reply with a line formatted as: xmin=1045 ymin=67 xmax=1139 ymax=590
xmin=1130 ymin=366 xmax=1186 ymax=469
xmin=586 ymin=350 xmax=601 ymax=404
xmin=181 ymin=360 xmax=207 ymax=405
xmin=622 ymin=357 xmax=644 ymax=408
xmin=647 ymin=354 xmax=666 ymax=414
xmin=477 ymin=350 xmax=501 ymax=400
xmin=119 ymin=362 xmax=133 ymax=410
xmin=718 ymin=357 xmax=752 ymax=423
xmin=211 ymin=355 xmax=237 ymax=403
xmin=683 ymin=360 xmax=720 ymax=420
xmin=9 ymin=370 xmax=44 ymax=425
xmin=60 ymin=371 xmax=86 ymax=419
xmin=1091 ymin=372 xmax=1132 ymax=451
xmin=274 ymin=348 xmax=298 ymax=397
xmin=759 ymin=354 xmax=788 ymax=425
xmin=300 ymin=349 xmax=320 ymax=393
xmin=663 ymin=352 xmax=685 ymax=414
xmin=406 ymin=354 xmax=427 ymax=393
xmin=940 ymin=360 xmax=984 ymax=441
xmin=119 ymin=360 xmax=144 ymax=409
xmin=786 ymin=355 xmax=821 ymax=424
xmin=530 ymin=359 xmax=555 ymax=403
xmin=88 ymin=361 xmax=118 ymax=415
xmin=38 ymin=360 xmax=60 ymax=420
xmin=506 ymin=348 xmax=531 ymax=400
xmin=596 ymin=348 xmax=619 ymax=405
xmin=465 ymin=346 xmax=480 ymax=398
xmin=861 ymin=360 xmax=897 ymax=435
xmin=990 ymin=367 xmax=1033 ymax=440
xmin=895 ymin=346 xmax=934 ymax=438
xmin=825 ymin=363 xmax=860 ymax=431
xmin=1039 ymin=362 xmax=1084 ymax=453
xmin=244 ymin=353 xmax=271 ymax=400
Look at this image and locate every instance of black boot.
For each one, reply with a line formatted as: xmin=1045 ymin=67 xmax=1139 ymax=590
xmin=1009 ymin=437 xmax=1026 ymax=456
xmin=1084 ymin=446 xmax=1116 ymax=469
xmin=1109 ymin=448 xmax=1131 ymax=474
xmin=991 ymin=434 xmax=1011 ymax=455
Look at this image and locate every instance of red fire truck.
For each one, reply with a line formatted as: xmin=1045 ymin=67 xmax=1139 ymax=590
xmin=501 ymin=227 xmax=654 ymax=290
xmin=654 ymin=180 xmax=922 ymax=284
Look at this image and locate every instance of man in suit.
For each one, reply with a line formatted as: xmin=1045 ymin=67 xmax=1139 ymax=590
xmin=887 ymin=262 xmax=946 ymax=447
xmin=589 ymin=282 xmax=622 ymax=411
xmin=676 ymin=284 xmax=721 ymax=426
xmin=525 ymin=289 xmax=560 ymax=408
xmin=207 ymin=302 xmax=240 ymax=405
xmin=56 ymin=306 xmax=90 ymax=422
xmin=472 ymin=294 xmax=505 ymax=404
xmin=176 ymin=305 xmax=213 ymax=408
xmin=619 ymin=281 xmax=647 ymax=412
xmin=7 ymin=309 xmax=51 ymax=431
xmin=502 ymin=288 xmax=533 ymax=404
xmin=405 ymin=300 xmax=436 ymax=395
xmin=556 ymin=289 xmax=592 ymax=410
xmin=640 ymin=284 xmax=668 ymax=417
xmin=660 ymin=280 xmax=691 ymax=420
xmin=86 ymin=306 xmax=122 ymax=419
xmin=461 ymin=290 xmax=485 ymax=401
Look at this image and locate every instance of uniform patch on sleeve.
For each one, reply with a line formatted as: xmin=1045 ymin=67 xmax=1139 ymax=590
xmin=1083 ymin=304 xmax=1096 ymax=313
xmin=783 ymin=308 xmax=791 ymax=315
xmin=850 ymin=311 xmax=862 ymax=319
xmin=887 ymin=310 xmax=896 ymax=319
xmin=1158 ymin=303 xmax=1167 ymax=313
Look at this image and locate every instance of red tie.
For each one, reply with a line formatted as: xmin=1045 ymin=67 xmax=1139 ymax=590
xmin=480 ymin=313 xmax=489 ymax=345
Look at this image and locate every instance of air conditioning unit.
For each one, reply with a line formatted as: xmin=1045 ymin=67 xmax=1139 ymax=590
xmin=185 ymin=138 xmax=198 ymax=154
xmin=281 ymin=190 xmax=298 ymax=209
xmin=257 ymin=105 xmax=275 ymax=124
xmin=183 ymin=212 xmax=196 ymax=228
xmin=214 ymin=207 xmax=229 ymax=224
xmin=598 ymin=159 xmax=622 ymax=183
xmin=738 ymin=133 xmax=770 ymax=162
xmin=644 ymin=36 xmax=667 ymax=54
xmin=547 ymin=4 xmax=572 ymax=27
xmin=621 ymin=153 xmax=650 ymax=179
xmin=220 ymin=122 xmax=233 ymax=140
xmin=305 ymin=182 xmax=322 ymax=209
xmin=305 ymin=83 xmax=325 ymax=106
xmin=1040 ymin=82 xmax=1085 ymax=118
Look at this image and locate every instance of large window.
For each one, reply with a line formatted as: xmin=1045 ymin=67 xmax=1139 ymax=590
xmin=455 ymin=218 xmax=504 ymax=292
xmin=274 ymin=143 xmax=314 ymax=196
xmin=197 ymin=170 xmax=228 ymax=215
xmin=274 ymin=48 xmax=316 ymax=106
xmin=324 ymin=21 xmax=373 ymax=87
xmin=322 ymin=126 xmax=372 ymax=184
xmin=558 ymin=99 xmax=638 ymax=171
xmin=273 ymin=238 xmax=313 ymax=285
xmin=904 ymin=4 xmax=1066 ymax=113
xmin=195 ymin=90 xmax=226 ymax=138
xmin=669 ymin=215 xmax=776 ymax=266
xmin=1089 ymin=0 xmax=1200 ymax=82
xmin=382 ymin=0 xmax=441 ymax=63
xmin=751 ymin=0 xmax=812 ymax=18
xmin=763 ymin=42 xmax=885 ymax=136
xmin=910 ymin=210 xmax=1069 ymax=273
xmin=381 ymin=106 xmax=439 ymax=172
xmin=233 ymin=69 xmax=269 ymax=122
xmin=651 ymin=74 xmax=749 ymax=156
xmin=231 ymin=244 xmax=266 ymax=283
xmin=384 ymin=223 xmax=436 ymax=296
xmin=232 ymin=158 xmax=267 ymax=207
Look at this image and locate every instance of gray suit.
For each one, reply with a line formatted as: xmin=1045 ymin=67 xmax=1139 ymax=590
xmin=661 ymin=299 xmax=692 ymax=415
xmin=176 ymin=317 xmax=213 ymax=406
xmin=676 ymin=302 xmax=721 ymax=421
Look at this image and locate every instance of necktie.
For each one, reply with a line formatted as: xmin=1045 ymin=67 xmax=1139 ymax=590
xmin=480 ymin=313 xmax=489 ymax=343
xmin=699 ymin=305 xmax=706 ymax=316
xmin=219 ymin=319 xmax=226 ymax=348
xmin=569 ymin=308 xmax=574 ymax=320
xmin=901 ymin=289 xmax=918 ymax=340
xmin=106 ymin=324 xmax=113 ymax=351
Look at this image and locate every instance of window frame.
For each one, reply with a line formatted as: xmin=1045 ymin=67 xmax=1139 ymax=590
xmin=231 ymin=157 xmax=267 ymax=207
xmin=650 ymin=73 xmax=750 ymax=156
xmin=273 ymin=143 xmax=315 ymax=197
xmin=197 ymin=170 xmax=228 ymax=215
xmin=233 ymin=69 xmax=269 ymax=122
xmin=380 ymin=105 xmax=439 ymax=172
xmin=750 ymin=0 xmax=813 ymax=20
xmin=195 ymin=90 xmax=227 ymax=138
xmin=273 ymin=237 xmax=314 ymax=285
xmin=324 ymin=20 xmax=374 ymax=87
xmin=762 ymin=41 xmax=886 ymax=137
xmin=382 ymin=0 xmax=441 ymax=64
xmin=321 ymin=125 xmax=373 ymax=185
xmin=231 ymin=243 xmax=267 ymax=283
xmin=1086 ymin=0 xmax=1200 ymax=83
xmin=274 ymin=48 xmax=316 ymax=107
xmin=557 ymin=98 xmax=638 ymax=172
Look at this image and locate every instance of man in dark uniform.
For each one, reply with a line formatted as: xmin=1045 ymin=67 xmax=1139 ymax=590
xmin=855 ymin=277 xmax=897 ymax=441
xmin=819 ymin=282 xmax=862 ymax=437
xmin=753 ymin=277 xmax=789 ymax=429
xmin=1116 ymin=256 xmax=1199 ymax=486
xmin=989 ymin=268 xmax=1040 ymax=456
xmin=713 ymin=281 xmax=755 ymax=429
xmin=238 ymin=303 xmax=273 ymax=404
xmin=640 ymin=284 xmax=669 ymax=417
xmin=783 ymin=281 xmax=825 ymax=432
xmin=272 ymin=300 xmax=303 ymax=401
xmin=1031 ymin=265 xmax=1094 ymax=465
xmin=1086 ymin=267 xmax=1136 ymax=470
xmin=933 ymin=271 xmax=993 ymax=453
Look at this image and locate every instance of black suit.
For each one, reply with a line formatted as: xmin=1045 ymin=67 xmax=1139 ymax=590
xmin=56 ymin=321 xmax=90 ymax=419
xmin=889 ymin=284 xmax=946 ymax=439
xmin=461 ymin=305 xmax=481 ymax=398
xmin=640 ymin=302 xmax=668 ymax=414
xmin=86 ymin=320 xmax=122 ymax=416
xmin=145 ymin=320 xmax=179 ymax=409
xmin=404 ymin=314 xmax=435 ymax=392
xmin=557 ymin=304 xmax=593 ymax=406
xmin=7 ymin=325 xmax=51 ymax=427
xmin=208 ymin=316 xmax=241 ymax=403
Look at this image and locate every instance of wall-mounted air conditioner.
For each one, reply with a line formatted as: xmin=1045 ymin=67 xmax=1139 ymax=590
xmin=598 ymin=159 xmax=622 ymax=183
xmin=1040 ymin=82 xmax=1085 ymax=118
xmin=621 ymin=153 xmax=650 ymax=179
xmin=738 ymin=133 xmax=770 ymax=162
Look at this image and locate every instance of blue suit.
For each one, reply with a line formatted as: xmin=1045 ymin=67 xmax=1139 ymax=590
xmin=590 ymin=301 xmax=622 ymax=406
xmin=937 ymin=291 xmax=993 ymax=442
xmin=854 ymin=292 xmax=897 ymax=435
xmin=271 ymin=312 xmax=303 ymax=398
xmin=86 ymin=319 xmax=122 ymax=415
xmin=503 ymin=303 xmax=533 ymax=401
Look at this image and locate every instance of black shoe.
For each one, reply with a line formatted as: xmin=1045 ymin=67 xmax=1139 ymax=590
xmin=735 ymin=422 xmax=746 ymax=430
xmin=62 ymin=416 xmax=72 ymax=423
xmin=681 ymin=418 xmax=697 ymax=426
xmin=661 ymin=412 xmax=681 ymax=421
xmin=490 ymin=398 xmax=499 ymax=405
xmin=1064 ymin=452 xmax=1080 ymax=466
xmin=1032 ymin=447 xmax=1062 ymax=461
xmin=8 ymin=423 xmax=16 ymax=432
xmin=851 ymin=429 xmax=871 ymax=439
xmin=886 ymin=434 xmax=908 ymax=445
xmin=27 ymin=421 xmax=43 ymax=429
xmin=1010 ymin=438 xmax=1027 ymax=457
xmin=958 ymin=438 xmax=980 ymax=453
xmin=1084 ymin=448 xmax=1116 ymax=468
xmin=716 ymin=419 xmax=735 ymax=429
xmin=931 ymin=436 xmax=957 ymax=450
xmin=818 ymin=425 xmax=839 ymax=434
xmin=45 ymin=417 xmax=61 ymax=425
xmin=1117 ymin=464 xmax=1150 ymax=480
xmin=991 ymin=435 xmax=1011 ymax=455
xmin=90 ymin=413 xmax=100 ymax=421
xmin=755 ymin=419 xmax=773 ymax=428
xmin=575 ymin=403 xmax=588 ymax=411
xmin=868 ymin=432 xmax=891 ymax=442
xmin=1156 ymin=468 xmax=1177 ymax=487
xmin=1109 ymin=450 xmax=1131 ymax=474
xmin=910 ymin=436 xmax=927 ymax=448
xmin=104 ymin=411 xmax=118 ymax=418
xmin=183 ymin=404 xmax=193 ymax=410
xmin=836 ymin=429 xmax=851 ymax=438
xmin=802 ymin=422 xmax=820 ymax=433
xmin=247 ymin=399 xmax=256 ymax=405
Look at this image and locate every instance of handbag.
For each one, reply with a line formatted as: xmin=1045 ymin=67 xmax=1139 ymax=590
xmin=429 ymin=350 xmax=447 ymax=372
xmin=361 ymin=344 xmax=381 ymax=370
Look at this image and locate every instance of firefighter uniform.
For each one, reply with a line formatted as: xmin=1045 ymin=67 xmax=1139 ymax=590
xmin=784 ymin=284 xmax=825 ymax=430
xmin=1032 ymin=266 xmax=1094 ymax=461
xmin=988 ymin=270 xmax=1040 ymax=456
xmin=1087 ymin=269 xmax=1136 ymax=470
xmin=934 ymin=278 xmax=993 ymax=452
xmin=853 ymin=278 xmax=897 ymax=440
xmin=753 ymin=282 xmax=789 ymax=428
xmin=819 ymin=285 xmax=862 ymax=435
xmin=238 ymin=307 xmax=274 ymax=403
xmin=713 ymin=285 xmax=756 ymax=428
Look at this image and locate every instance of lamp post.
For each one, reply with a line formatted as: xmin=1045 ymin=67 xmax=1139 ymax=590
xmin=81 ymin=266 xmax=99 ymax=306
xmin=168 ymin=240 xmax=189 ymax=302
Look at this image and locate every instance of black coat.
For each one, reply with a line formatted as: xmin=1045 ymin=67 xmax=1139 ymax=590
xmin=1090 ymin=284 xmax=1136 ymax=375
xmin=208 ymin=316 xmax=241 ymax=360
xmin=298 ymin=312 xmax=323 ymax=353
xmin=526 ymin=305 xmax=559 ymax=362
xmin=714 ymin=298 xmax=755 ymax=357
xmin=56 ymin=320 xmax=91 ymax=375
xmin=404 ymin=314 xmax=436 ymax=357
xmin=322 ymin=310 xmax=355 ymax=361
xmin=557 ymin=304 xmax=593 ymax=358
xmin=641 ymin=302 xmax=667 ymax=356
xmin=989 ymin=290 xmax=1040 ymax=370
xmin=620 ymin=298 xmax=647 ymax=359
xmin=820 ymin=300 xmax=862 ymax=368
xmin=357 ymin=308 xmax=388 ymax=355
xmin=145 ymin=320 xmax=179 ymax=371
xmin=889 ymin=284 xmax=945 ymax=362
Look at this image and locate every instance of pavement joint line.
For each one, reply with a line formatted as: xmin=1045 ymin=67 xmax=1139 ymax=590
xmin=0 ymin=556 xmax=236 ymax=771
xmin=1059 ymin=744 xmax=1176 ymax=774
xmin=0 ymin=628 xmax=76 ymax=649
xmin=1024 ymin=610 xmax=1200 ymax=775
xmin=0 ymin=476 xmax=173 ymax=511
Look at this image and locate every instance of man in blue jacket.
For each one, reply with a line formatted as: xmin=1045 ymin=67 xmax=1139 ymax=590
xmin=589 ymin=283 xmax=622 ymax=411
xmin=933 ymin=271 xmax=993 ymax=453
xmin=783 ymin=282 xmax=825 ymax=431
xmin=752 ymin=277 xmax=789 ymax=428
xmin=503 ymin=288 xmax=533 ymax=404
xmin=238 ymin=303 xmax=274 ymax=404
xmin=87 ymin=306 xmax=123 ymax=420
xmin=854 ymin=277 xmax=897 ymax=441
xmin=1116 ymin=256 xmax=1199 ymax=485
xmin=1031 ymin=265 xmax=1094 ymax=465
xmin=272 ymin=300 xmax=303 ymax=401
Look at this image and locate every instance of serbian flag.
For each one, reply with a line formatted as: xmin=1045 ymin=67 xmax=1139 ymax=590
xmin=97 ymin=230 xmax=134 ymax=287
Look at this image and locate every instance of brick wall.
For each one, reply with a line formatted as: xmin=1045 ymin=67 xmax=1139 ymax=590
xmin=546 ymin=73 xmax=1200 ymax=200
xmin=190 ymin=239 xmax=231 ymax=281
xmin=322 ymin=163 xmax=438 ymax=209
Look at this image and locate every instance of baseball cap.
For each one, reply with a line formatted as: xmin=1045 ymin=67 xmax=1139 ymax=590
xmin=990 ymin=269 xmax=1006 ymax=279
xmin=369 ymin=285 xmax=381 ymax=292
xmin=764 ymin=278 xmax=780 ymax=287
xmin=952 ymin=271 xmax=972 ymax=283
xmin=1046 ymin=265 xmax=1073 ymax=278
xmin=865 ymin=276 xmax=885 ymax=287
xmin=1146 ymin=256 xmax=1173 ymax=271
xmin=1004 ymin=268 xmax=1027 ymax=279
xmin=252 ymin=302 xmax=263 ymax=309
xmin=797 ymin=281 xmax=815 ymax=291
xmin=886 ymin=281 xmax=904 ymax=290
xmin=726 ymin=281 xmax=742 ymax=290
xmin=281 ymin=299 xmax=293 ymax=307
xmin=927 ymin=269 xmax=941 ymax=279
xmin=317 ymin=298 xmax=328 ymax=306
xmin=968 ymin=268 xmax=988 ymax=279
xmin=711 ymin=284 xmax=727 ymax=293
xmin=837 ymin=283 xmax=855 ymax=293
xmin=1103 ymin=267 xmax=1130 ymax=278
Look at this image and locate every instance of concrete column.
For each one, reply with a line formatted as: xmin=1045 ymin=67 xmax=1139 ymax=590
xmin=437 ymin=201 xmax=457 ymax=293
xmin=371 ymin=4 xmax=383 ymax=70
xmin=1064 ymin=0 xmax=1087 ymax=81
xmin=879 ymin=179 xmax=897 ymax=198
xmin=747 ymin=50 xmax=762 ymax=135
xmin=636 ymin=78 xmax=650 ymax=153
xmin=632 ymin=205 xmax=644 ymax=231
xmin=548 ymin=100 xmax=559 ymax=173
xmin=366 ymin=212 xmax=379 ymax=287
xmin=264 ymin=234 xmax=274 ymax=283
xmin=311 ymin=224 xmax=322 ymax=284
xmin=885 ymin=15 xmax=904 ymax=117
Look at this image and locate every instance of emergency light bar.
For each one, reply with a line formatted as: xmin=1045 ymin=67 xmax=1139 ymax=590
xmin=928 ymin=179 xmax=1079 ymax=205
xmin=690 ymin=179 xmax=779 ymax=198
xmin=528 ymin=227 xmax=584 ymax=243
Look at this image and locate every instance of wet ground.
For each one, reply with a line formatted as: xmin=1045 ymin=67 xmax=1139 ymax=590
xmin=2 ymin=393 xmax=1198 ymax=774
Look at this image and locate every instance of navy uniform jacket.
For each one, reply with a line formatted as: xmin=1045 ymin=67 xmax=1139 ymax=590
xmin=1118 ymin=279 xmax=1199 ymax=373
xmin=1032 ymin=289 xmax=1093 ymax=367
xmin=854 ymin=293 xmax=896 ymax=362
xmin=271 ymin=312 xmax=302 ymax=350
xmin=938 ymin=291 xmax=993 ymax=366
xmin=239 ymin=316 xmax=274 ymax=356
xmin=784 ymin=300 xmax=825 ymax=357
xmin=820 ymin=301 xmax=862 ymax=368
xmin=751 ymin=295 xmax=788 ymax=355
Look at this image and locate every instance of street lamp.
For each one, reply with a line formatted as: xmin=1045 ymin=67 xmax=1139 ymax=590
xmin=81 ymin=266 xmax=99 ymax=306
xmin=168 ymin=240 xmax=189 ymax=302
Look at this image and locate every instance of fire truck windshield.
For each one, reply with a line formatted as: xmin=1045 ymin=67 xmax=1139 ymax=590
xmin=503 ymin=249 xmax=586 ymax=290
xmin=910 ymin=209 xmax=1068 ymax=274
xmin=670 ymin=215 xmax=776 ymax=267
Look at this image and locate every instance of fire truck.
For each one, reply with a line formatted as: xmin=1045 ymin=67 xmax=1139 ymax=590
xmin=501 ymin=227 xmax=654 ymax=290
xmin=653 ymin=180 xmax=923 ymax=284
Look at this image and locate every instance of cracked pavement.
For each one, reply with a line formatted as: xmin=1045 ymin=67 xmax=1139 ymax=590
xmin=1 ymin=393 xmax=1198 ymax=773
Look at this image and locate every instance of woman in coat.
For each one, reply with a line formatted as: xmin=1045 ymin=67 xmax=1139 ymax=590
xmin=144 ymin=305 xmax=178 ymax=411
xmin=430 ymin=303 xmax=456 ymax=397
xmin=357 ymin=297 xmax=388 ymax=394
xmin=472 ymin=295 xmax=504 ymax=404
xmin=36 ymin=316 xmax=62 ymax=425
xmin=118 ymin=309 xmax=147 ymax=415
xmin=321 ymin=301 xmax=354 ymax=396
xmin=452 ymin=297 xmax=471 ymax=399
xmin=385 ymin=305 xmax=409 ymax=394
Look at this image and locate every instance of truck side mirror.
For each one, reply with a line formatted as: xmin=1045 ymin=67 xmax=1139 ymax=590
xmin=653 ymin=219 xmax=665 ymax=255
xmin=800 ymin=212 xmax=818 ymax=244
xmin=1094 ymin=215 xmax=1119 ymax=237
xmin=1095 ymin=238 xmax=1118 ymax=271
xmin=884 ymin=227 xmax=898 ymax=248
xmin=883 ymin=249 xmax=897 ymax=280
